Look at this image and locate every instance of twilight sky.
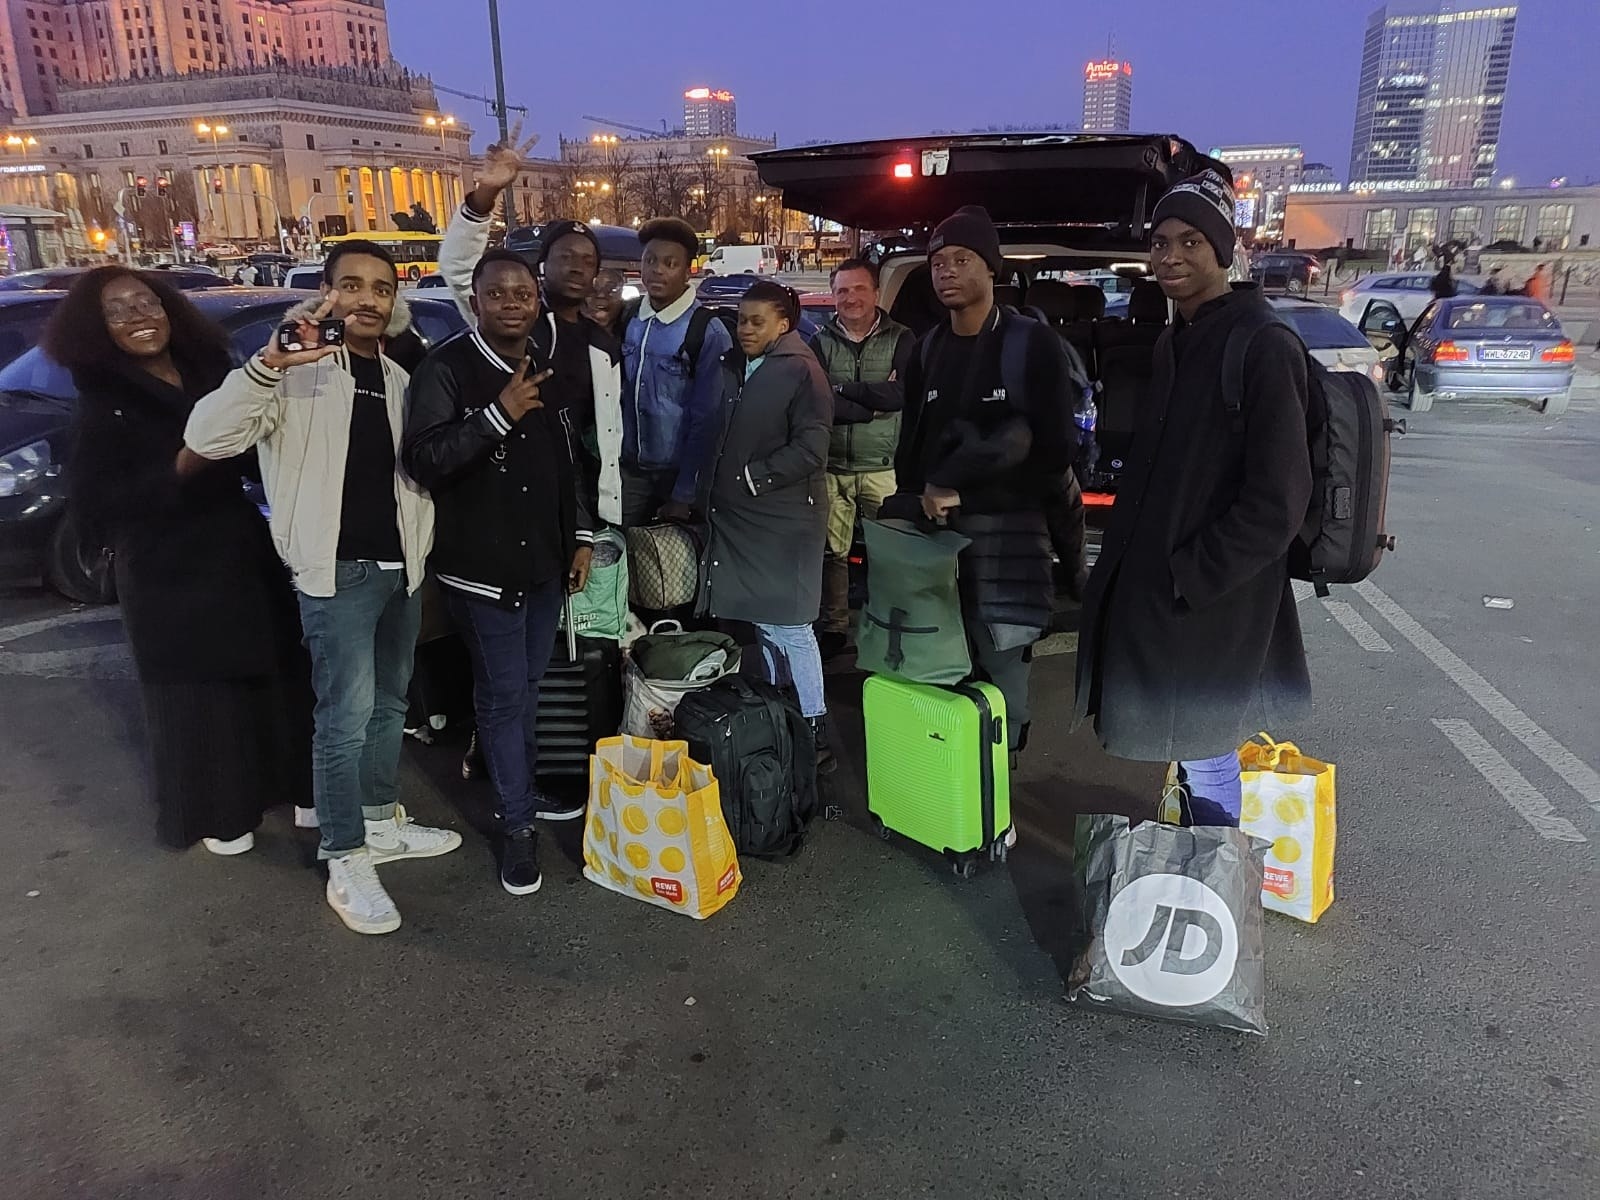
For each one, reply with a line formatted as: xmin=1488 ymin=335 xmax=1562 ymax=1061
xmin=388 ymin=0 xmax=1598 ymax=184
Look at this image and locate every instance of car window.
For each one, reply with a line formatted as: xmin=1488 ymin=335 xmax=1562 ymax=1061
xmin=1445 ymin=301 xmax=1558 ymax=332
xmin=228 ymin=314 xmax=291 ymax=363
xmin=0 ymin=345 xmax=76 ymax=399
xmin=408 ymin=302 xmax=465 ymax=347
xmin=1370 ymin=277 xmax=1400 ymax=290
xmin=1276 ymin=307 xmax=1366 ymax=350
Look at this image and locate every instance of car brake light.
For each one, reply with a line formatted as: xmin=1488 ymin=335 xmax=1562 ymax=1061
xmin=1433 ymin=340 xmax=1470 ymax=363
xmin=892 ymin=161 xmax=914 ymax=180
xmin=1083 ymin=491 xmax=1115 ymax=507
xmin=1541 ymin=341 xmax=1575 ymax=363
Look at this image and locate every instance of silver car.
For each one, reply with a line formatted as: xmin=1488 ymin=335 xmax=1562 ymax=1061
xmin=1358 ymin=295 xmax=1575 ymax=415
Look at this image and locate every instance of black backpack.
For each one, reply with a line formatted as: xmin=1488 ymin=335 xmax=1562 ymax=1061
xmin=1222 ymin=310 xmax=1402 ymax=597
xmin=619 ymin=299 xmax=720 ymax=379
xmin=672 ymin=675 xmax=817 ymax=859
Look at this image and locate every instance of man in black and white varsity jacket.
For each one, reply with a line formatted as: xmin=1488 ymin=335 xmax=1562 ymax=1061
xmin=403 ymin=249 xmax=596 ymax=897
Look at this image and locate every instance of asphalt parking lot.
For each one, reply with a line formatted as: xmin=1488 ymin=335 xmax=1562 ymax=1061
xmin=1 ymin=380 xmax=1596 ymax=1199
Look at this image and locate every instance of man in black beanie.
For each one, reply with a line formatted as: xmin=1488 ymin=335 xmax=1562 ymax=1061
xmin=1075 ymin=168 xmax=1314 ymax=827
xmin=892 ymin=205 xmax=1080 ymax=764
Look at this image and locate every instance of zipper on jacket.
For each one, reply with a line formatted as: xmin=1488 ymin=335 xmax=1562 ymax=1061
xmin=634 ymin=316 xmax=653 ymax=462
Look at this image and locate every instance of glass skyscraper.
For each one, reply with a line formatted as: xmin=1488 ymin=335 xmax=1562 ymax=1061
xmin=1348 ymin=2 xmax=1517 ymax=188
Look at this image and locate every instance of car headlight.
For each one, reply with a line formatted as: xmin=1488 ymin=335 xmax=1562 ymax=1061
xmin=1369 ymin=363 xmax=1388 ymax=383
xmin=621 ymin=283 xmax=642 ymax=302
xmin=0 ymin=439 xmax=51 ymax=498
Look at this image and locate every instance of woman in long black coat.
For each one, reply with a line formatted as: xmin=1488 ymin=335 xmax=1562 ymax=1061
xmin=698 ymin=282 xmax=834 ymax=762
xmin=47 ymin=268 xmax=312 ymax=853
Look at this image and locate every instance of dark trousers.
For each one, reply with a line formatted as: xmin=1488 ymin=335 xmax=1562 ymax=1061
xmin=970 ymin=619 xmax=1032 ymax=751
xmin=448 ymin=580 xmax=565 ymax=834
xmin=620 ymin=464 xmax=678 ymax=528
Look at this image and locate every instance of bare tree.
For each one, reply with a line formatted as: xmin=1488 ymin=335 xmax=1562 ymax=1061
xmin=540 ymin=160 xmax=584 ymax=223
xmin=691 ymin=155 xmax=727 ymax=233
xmin=635 ymin=151 xmax=693 ymax=222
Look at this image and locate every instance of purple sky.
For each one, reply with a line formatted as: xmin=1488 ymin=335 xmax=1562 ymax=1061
xmin=389 ymin=0 xmax=1598 ymax=184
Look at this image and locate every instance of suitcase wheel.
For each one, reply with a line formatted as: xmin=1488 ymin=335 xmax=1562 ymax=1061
xmin=989 ymin=838 xmax=1009 ymax=865
xmin=951 ymin=854 xmax=977 ymax=881
xmin=870 ymin=814 xmax=891 ymax=842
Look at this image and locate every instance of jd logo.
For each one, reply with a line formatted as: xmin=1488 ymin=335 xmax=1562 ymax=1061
xmin=1103 ymin=873 xmax=1239 ymax=1008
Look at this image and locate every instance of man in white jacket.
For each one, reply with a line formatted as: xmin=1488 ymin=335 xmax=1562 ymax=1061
xmin=183 ymin=239 xmax=460 ymax=936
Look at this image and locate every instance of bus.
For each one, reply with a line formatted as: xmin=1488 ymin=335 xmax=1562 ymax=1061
xmin=319 ymin=230 xmax=443 ymax=282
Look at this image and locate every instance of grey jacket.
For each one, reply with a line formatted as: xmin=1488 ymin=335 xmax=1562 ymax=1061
xmin=698 ymin=332 xmax=833 ymax=626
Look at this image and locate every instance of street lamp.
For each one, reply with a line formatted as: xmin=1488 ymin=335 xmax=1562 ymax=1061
xmin=3 ymin=134 xmax=39 ymax=205
xmin=196 ymin=120 xmax=231 ymax=242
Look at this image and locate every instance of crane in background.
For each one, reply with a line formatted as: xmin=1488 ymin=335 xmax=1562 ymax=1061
xmin=581 ymin=114 xmax=671 ymax=138
xmin=433 ymin=82 xmax=529 ymax=123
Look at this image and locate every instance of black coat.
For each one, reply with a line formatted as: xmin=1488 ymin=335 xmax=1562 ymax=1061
xmin=1074 ymin=287 xmax=1314 ymax=761
xmin=699 ymin=332 xmax=832 ymax=626
xmin=71 ymin=363 xmax=303 ymax=683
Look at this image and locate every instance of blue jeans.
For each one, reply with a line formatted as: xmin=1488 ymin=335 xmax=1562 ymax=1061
xmin=296 ymin=562 xmax=421 ymax=859
xmin=1179 ymin=753 xmax=1243 ymax=826
xmin=449 ymin=580 xmax=565 ymax=834
xmin=753 ymin=622 xmax=826 ymax=718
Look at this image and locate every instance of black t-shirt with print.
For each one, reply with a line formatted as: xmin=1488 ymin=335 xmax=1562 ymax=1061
xmin=336 ymin=351 xmax=404 ymax=562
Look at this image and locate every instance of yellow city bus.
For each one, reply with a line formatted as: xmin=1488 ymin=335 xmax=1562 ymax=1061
xmin=319 ymin=230 xmax=443 ymax=283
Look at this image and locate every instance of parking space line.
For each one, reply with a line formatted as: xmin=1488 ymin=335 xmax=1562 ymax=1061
xmin=1357 ymin=580 xmax=1600 ymax=812
xmin=1431 ymin=719 xmax=1587 ymax=843
xmin=1321 ymin=600 xmax=1394 ymax=652
xmin=0 ymin=608 xmax=120 ymax=643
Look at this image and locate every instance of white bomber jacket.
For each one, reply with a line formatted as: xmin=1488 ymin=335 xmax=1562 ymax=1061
xmin=439 ymin=202 xmax=624 ymax=525
xmin=183 ymin=295 xmax=435 ymax=598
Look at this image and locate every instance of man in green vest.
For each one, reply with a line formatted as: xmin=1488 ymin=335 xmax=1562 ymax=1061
xmin=809 ymin=258 xmax=915 ymax=658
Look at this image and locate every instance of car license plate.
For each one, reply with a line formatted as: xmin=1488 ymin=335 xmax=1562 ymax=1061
xmin=1479 ymin=345 xmax=1532 ymax=361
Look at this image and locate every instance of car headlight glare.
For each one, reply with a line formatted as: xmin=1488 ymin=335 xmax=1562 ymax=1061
xmin=0 ymin=439 xmax=51 ymax=498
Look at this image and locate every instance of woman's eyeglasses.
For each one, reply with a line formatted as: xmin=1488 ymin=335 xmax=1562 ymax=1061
xmin=103 ymin=296 xmax=165 ymax=326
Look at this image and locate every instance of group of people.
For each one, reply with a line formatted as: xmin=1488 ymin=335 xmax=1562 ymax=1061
xmin=63 ymin=138 xmax=1312 ymax=937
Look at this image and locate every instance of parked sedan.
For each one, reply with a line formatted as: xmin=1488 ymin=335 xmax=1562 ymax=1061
xmin=0 ymin=266 xmax=234 ymax=293
xmin=1251 ymin=252 xmax=1323 ymax=296
xmin=0 ymin=289 xmax=466 ymax=602
xmin=1339 ymin=270 xmax=1479 ymax=324
xmin=1269 ymin=298 xmax=1391 ymax=383
xmin=1357 ymin=295 xmax=1575 ymax=414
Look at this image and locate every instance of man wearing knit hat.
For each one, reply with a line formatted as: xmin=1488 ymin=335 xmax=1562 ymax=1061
xmin=892 ymin=205 xmax=1081 ymax=761
xmin=1075 ymin=169 xmax=1314 ymax=827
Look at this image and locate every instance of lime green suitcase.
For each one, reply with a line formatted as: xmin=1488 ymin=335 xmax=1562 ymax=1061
xmin=863 ymin=675 xmax=1012 ymax=878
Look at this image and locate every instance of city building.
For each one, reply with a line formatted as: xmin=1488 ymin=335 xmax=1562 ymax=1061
xmin=682 ymin=87 xmax=736 ymax=139
xmin=1303 ymin=161 xmax=1337 ymax=186
xmin=1211 ymin=144 xmax=1305 ymax=234
xmin=0 ymin=0 xmax=392 ymax=118
xmin=1080 ymin=60 xmax=1132 ymax=133
xmin=1284 ymin=181 xmax=1598 ymax=258
xmin=1347 ymin=1 xmax=1518 ymax=188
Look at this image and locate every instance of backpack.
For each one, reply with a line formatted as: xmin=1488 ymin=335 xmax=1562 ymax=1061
xmin=620 ymin=299 xmax=719 ymax=379
xmin=1222 ymin=309 xmax=1402 ymax=598
xmin=672 ymin=675 xmax=817 ymax=859
xmin=916 ymin=306 xmax=1091 ymax=418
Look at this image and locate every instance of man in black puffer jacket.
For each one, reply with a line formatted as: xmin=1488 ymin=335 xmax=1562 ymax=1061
xmin=403 ymin=250 xmax=596 ymax=898
xmin=893 ymin=206 xmax=1080 ymax=757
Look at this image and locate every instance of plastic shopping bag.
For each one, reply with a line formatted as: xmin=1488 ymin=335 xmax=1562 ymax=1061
xmin=1070 ymin=814 xmax=1270 ymax=1036
xmin=1238 ymin=734 xmax=1336 ymax=923
xmin=621 ymin=621 xmax=741 ymax=738
xmin=582 ymin=736 xmax=741 ymax=920
xmin=563 ymin=528 xmax=629 ymax=642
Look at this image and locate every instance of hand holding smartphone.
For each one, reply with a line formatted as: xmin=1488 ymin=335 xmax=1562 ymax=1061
xmin=261 ymin=296 xmax=343 ymax=370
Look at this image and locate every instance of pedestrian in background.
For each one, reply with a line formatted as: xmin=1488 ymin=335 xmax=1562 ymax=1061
xmin=48 ymin=268 xmax=311 ymax=855
xmin=185 ymin=240 xmax=459 ymax=936
xmin=699 ymin=280 xmax=836 ymax=771
xmin=1522 ymin=262 xmax=1552 ymax=304
xmin=1429 ymin=261 xmax=1458 ymax=300
xmin=1075 ymin=170 xmax=1312 ymax=826
xmin=584 ymin=268 xmax=628 ymax=340
xmin=808 ymin=257 xmax=913 ymax=658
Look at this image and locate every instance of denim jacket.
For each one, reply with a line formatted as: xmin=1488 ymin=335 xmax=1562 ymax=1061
xmin=621 ymin=287 xmax=733 ymax=504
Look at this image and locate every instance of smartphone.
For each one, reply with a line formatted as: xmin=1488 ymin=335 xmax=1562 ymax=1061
xmin=276 ymin=318 xmax=346 ymax=352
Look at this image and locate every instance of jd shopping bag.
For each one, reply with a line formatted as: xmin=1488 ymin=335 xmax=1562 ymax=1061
xmin=1070 ymin=814 xmax=1270 ymax=1036
xmin=582 ymin=736 xmax=741 ymax=919
xmin=1238 ymin=734 xmax=1336 ymax=923
xmin=562 ymin=528 xmax=630 ymax=642
xmin=856 ymin=518 xmax=973 ymax=685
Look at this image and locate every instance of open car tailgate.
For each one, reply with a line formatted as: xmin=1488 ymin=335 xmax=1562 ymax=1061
xmin=753 ymin=133 xmax=1226 ymax=243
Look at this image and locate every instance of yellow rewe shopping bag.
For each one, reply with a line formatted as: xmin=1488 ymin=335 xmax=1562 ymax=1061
xmin=583 ymin=736 xmax=741 ymax=920
xmin=1238 ymin=734 xmax=1336 ymax=923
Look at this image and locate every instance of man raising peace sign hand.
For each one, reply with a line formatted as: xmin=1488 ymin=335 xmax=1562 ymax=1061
xmin=404 ymin=248 xmax=599 ymax=897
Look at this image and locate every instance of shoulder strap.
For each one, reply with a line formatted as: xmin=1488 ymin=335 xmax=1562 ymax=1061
xmin=917 ymin=322 xmax=943 ymax=377
xmin=678 ymin=306 xmax=717 ymax=380
xmin=999 ymin=312 xmax=1031 ymax=409
xmin=1220 ymin=306 xmax=1298 ymax=432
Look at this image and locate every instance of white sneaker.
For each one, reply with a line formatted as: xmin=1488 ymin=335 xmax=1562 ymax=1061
xmin=326 ymin=850 xmax=401 ymax=935
xmin=294 ymin=806 xmax=320 ymax=829
xmin=365 ymin=804 xmax=462 ymax=863
xmin=202 ymin=831 xmax=255 ymax=856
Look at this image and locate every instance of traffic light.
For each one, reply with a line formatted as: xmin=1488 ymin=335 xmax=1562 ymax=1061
xmin=135 ymin=175 xmax=148 ymax=198
xmin=156 ymin=177 xmax=169 ymax=198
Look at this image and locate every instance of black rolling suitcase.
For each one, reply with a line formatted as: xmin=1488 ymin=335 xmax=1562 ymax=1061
xmin=536 ymin=634 xmax=623 ymax=779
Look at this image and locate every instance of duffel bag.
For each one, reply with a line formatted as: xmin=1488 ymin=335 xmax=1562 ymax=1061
xmin=625 ymin=521 xmax=704 ymax=611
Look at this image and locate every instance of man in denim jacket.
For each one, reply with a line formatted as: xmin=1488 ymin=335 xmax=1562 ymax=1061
xmin=621 ymin=217 xmax=733 ymax=524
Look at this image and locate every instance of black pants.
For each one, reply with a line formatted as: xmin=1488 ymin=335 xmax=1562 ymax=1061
xmin=621 ymin=465 xmax=678 ymax=528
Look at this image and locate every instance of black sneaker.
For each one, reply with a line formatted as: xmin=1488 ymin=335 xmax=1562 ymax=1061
xmin=807 ymin=715 xmax=838 ymax=776
xmin=533 ymin=794 xmax=586 ymax=822
xmin=499 ymin=828 xmax=542 ymax=896
xmin=817 ymin=630 xmax=850 ymax=660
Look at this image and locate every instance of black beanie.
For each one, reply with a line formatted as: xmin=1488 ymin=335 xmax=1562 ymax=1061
xmin=537 ymin=218 xmax=601 ymax=266
xmin=1150 ymin=170 xmax=1236 ymax=268
xmin=930 ymin=205 xmax=1004 ymax=276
